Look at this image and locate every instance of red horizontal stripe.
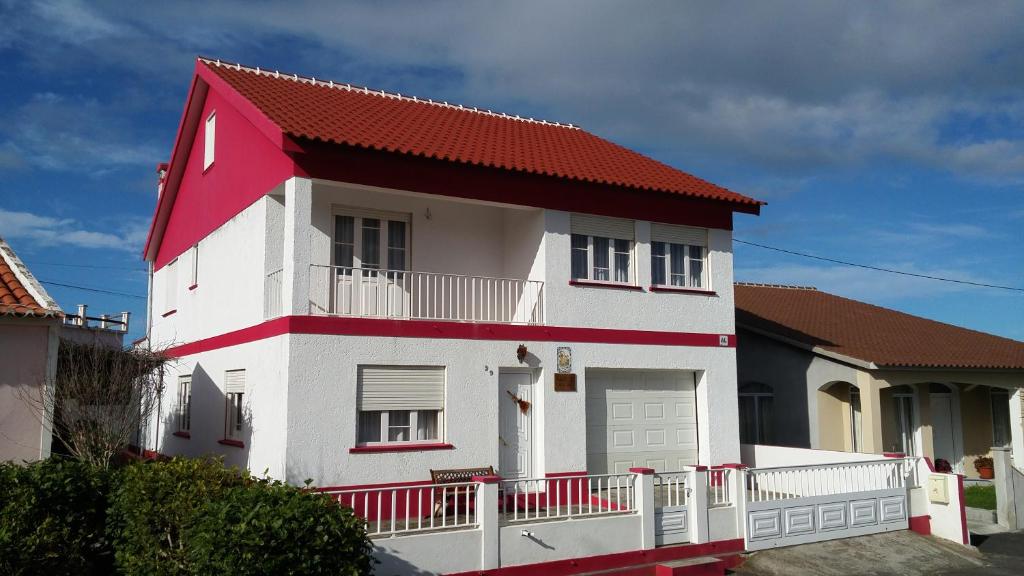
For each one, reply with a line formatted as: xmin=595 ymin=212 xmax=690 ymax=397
xmin=164 ymin=316 xmax=736 ymax=357
xmin=348 ymin=443 xmax=454 ymax=454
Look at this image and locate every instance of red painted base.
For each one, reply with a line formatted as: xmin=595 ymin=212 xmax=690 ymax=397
xmin=909 ymin=515 xmax=931 ymax=536
xmin=445 ymin=539 xmax=745 ymax=576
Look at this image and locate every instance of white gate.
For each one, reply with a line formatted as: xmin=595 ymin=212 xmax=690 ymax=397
xmin=744 ymin=459 xmax=916 ymax=550
xmin=653 ymin=470 xmax=691 ymax=545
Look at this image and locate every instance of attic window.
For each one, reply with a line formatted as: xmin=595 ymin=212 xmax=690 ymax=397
xmin=204 ymin=111 xmax=216 ymax=170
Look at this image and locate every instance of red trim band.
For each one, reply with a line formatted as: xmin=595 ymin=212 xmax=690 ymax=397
xmin=569 ymin=280 xmax=644 ymax=291
xmin=218 ymin=438 xmax=245 ymax=448
xmin=446 ymin=539 xmax=745 ymax=576
xmin=165 ymin=315 xmax=737 ymax=357
xmin=909 ymin=515 xmax=931 ymax=536
xmin=349 ymin=443 xmax=454 ymax=454
xmin=473 ymin=475 xmax=502 ymax=484
xmin=649 ymin=286 xmax=717 ymax=296
xmin=545 ymin=471 xmax=588 ymax=478
xmin=161 ymin=309 xmax=178 ymax=318
xmin=629 ymin=467 xmax=655 ymax=475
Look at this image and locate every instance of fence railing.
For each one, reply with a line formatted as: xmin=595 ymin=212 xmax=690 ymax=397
xmin=653 ymin=470 xmax=690 ymax=508
xmin=708 ymin=468 xmax=733 ymax=507
xmin=309 ymin=265 xmax=544 ymax=325
xmin=499 ymin=473 xmax=635 ymax=523
xmin=745 ymin=458 xmax=915 ymax=503
xmin=323 ymin=483 xmax=478 ymax=537
xmin=264 ymin=268 xmax=283 ymax=319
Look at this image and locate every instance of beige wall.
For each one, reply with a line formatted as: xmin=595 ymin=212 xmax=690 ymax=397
xmin=960 ymin=386 xmax=995 ymax=478
xmin=0 ymin=321 xmax=55 ymax=462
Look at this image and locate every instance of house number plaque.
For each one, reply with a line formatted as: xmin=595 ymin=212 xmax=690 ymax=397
xmin=554 ymin=373 xmax=577 ymax=392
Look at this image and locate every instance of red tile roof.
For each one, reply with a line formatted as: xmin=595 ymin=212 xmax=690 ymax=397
xmin=201 ymin=58 xmax=762 ymax=209
xmin=735 ymin=283 xmax=1024 ymax=370
xmin=0 ymin=238 xmax=60 ymax=318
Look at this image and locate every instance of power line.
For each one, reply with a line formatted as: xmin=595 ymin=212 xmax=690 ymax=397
xmin=734 ymin=238 xmax=1024 ymax=293
xmin=26 ymin=261 xmax=146 ymax=272
xmin=38 ymin=280 xmax=147 ymax=299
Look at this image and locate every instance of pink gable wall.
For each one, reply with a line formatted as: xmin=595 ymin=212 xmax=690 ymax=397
xmin=154 ymin=86 xmax=296 ymax=270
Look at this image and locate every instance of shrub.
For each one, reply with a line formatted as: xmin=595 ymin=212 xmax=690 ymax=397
xmin=185 ymin=479 xmax=374 ymax=576
xmin=0 ymin=458 xmax=112 ymax=576
xmin=107 ymin=456 xmax=248 ymax=575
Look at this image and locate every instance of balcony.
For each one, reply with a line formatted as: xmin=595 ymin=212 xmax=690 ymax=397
xmin=308 ymin=265 xmax=544 ymax=325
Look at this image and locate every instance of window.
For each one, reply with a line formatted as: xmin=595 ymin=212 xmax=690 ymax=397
xmin=176 ymin=376 xmax=191 ymax=433
xmin=224 ymin=369 xmax=245 ymax=440
xmin=991 ymin=389 xmax=1012 ymax=448
xmin=356 ymin=366 xmax=444 ymax=445
xmin=203 ymin=111 xmax=215 ymax=170
xmin=569 ymin=214 xmax=635 ymax=284
xmin=189 ymin=245 xmax=199 ymax=288
xmin=650 ymin=223 xmax=708 ymax=289
xmin=333 ymin=211 xmax=410 ymax=274
xmin=738 ymin=382 xmax=773 ymax=444
xmin=850 ymin=386 xmax=863 ymax=452
xmin=164 ymin=258 xmax=177 ymax=313
xmin=893 ymin=391 xmax=916 ymax=455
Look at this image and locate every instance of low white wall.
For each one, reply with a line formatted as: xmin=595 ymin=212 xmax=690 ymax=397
xmin=708 ymin=506 xmax=738 ymax=542
xmin=740 ymin=444 xmax=887 ymax=468
xmin=373 ymin=529 xmax=483 ymax=576
xmin=926 ymin=473 xmax=968 ymax=545
xmin=498 ymin=514 xmax=642 ymax=567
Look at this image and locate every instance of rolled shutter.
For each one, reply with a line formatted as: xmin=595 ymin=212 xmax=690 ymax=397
xmin=571 ymin=214 xmax=635 ymax=240
xmin=224 ymin=369 xmax=246 ymax=394
xmin=358 ymin=366 xmax=445 ymax=411
xmin=651 ymin=223 xmax=707 ymax=247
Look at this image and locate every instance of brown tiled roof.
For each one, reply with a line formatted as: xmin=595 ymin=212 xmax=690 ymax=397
xmin=0 ymin=238 xmax=60 ymax=318
xmin=200 ymin=58 xmax=763 ymax=209
xmin=735 ymin=283 xmax=1024 ymax=370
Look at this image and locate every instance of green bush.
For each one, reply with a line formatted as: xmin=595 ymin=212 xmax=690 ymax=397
xmin=107 ymin=456 xmax=249 ymax=575
xmin=0 ymin=458 xmax=113 ymax=576
xmin=185 ymin=479 xmax=374 ymax=576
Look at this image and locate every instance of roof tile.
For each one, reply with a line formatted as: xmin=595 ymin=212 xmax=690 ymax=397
xmin=735 ymin=283 xmax=1024 ymax=370
xmin=201 ymin=59 xmax=762 ymax=208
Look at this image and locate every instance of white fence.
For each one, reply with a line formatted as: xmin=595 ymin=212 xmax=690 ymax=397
xmin=309 ymin=265 xmax=544 ymax=324
xmin=322 ymin=482 xmax=478 ymax=537
xmin=264 ymin=268 xmax=283 ymax=319
xmin=746 ymin=458 xmax=917 ymax=503
xmin=499 ymin=473 xmax=635 ymax=523
xmin=653 ymin=470 xmax=690 ymax=508
xmin=708 ymin=468 xmax=734 ymax=507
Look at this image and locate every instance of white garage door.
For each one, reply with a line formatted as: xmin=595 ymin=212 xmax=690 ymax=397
xmin=586 ymin=369 xmax=698 ymax=474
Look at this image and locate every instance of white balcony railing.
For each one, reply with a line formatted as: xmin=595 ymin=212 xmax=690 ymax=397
xmin=499 ymin=473 xmax=636 ymax=523
xmin=323 ymin=483 xmax=478 ymax=537
xmin=309 ymin=265 xmax=544 ymax=324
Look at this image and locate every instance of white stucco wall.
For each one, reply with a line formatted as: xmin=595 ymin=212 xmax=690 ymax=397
xmin=373 ymin=528 xmax=483 ymax=576
xmin=498 ymin=514 xmax=642 ymax=567
xmin=150 ymin=195 xmax=275 ymax=348
xmin=284 ymin=333 xmax=738 ymax=486
xmin=150 ymin=335 xmax=289 ymax=477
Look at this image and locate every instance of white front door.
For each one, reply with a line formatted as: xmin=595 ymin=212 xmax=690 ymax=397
xmin=586 ymin=369 xmax=698 ymax=474
xmin=930 ymin=393 xmax=957 ymax=468
xmin=499 ymin=372 xmax=533 ymax=479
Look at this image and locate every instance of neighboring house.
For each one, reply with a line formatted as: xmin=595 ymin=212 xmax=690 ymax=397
xmin=0 ymin=237 xmax=132 ymax=464
xmin=140 ymin=57 xmax=762 ymax=485
xmin=0 ymin=236 xmax=62 ymax=462
xmin=735 ymin=283 xmax=1024 ymax=478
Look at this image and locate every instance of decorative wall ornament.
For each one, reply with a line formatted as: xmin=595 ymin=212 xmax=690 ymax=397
xmin=506 ymin=389 xmax=531 ymax=414
xmin=556 ymin=346 xmax=572 ymax=373
xmin=517 ymin=344 xmax=528 ymax=363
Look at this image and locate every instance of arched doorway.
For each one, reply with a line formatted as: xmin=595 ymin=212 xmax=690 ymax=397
xmin=738 ymin=382 xmax=773 ymax=444
xmin=818 ymin=381 xmax=861 ymax=452
xmin=929 ymin=383 xmax=962 ymax=471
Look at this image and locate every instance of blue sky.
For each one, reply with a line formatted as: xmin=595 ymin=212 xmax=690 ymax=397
xmin=0 ymin=1 xmax=1021 ymax=343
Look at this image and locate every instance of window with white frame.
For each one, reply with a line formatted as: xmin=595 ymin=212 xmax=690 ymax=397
xmin=334 ymin=210 xmax=409 ymax=275
xmin=223 ymin=369 xmax=245 ymax=440
xmin=569 ymin=214 xmax=634 ymax=283
xmin=203 ymin=111 xmax=216 ymax=170
xmin=189 ymin=245 xmax=199 ymax=287
xmin=650 ymin=223 xmax=708 ymax=289
xmin=356 ymin=366 xmax=444 ymax=445
xmin=177 ymin=375 xmax=192 ymax=433
xmin=164 ymin=258 xmax=178 ymax=313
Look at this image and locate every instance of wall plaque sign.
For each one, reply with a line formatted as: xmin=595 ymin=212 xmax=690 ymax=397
xmin=554 ymin=373 xmax=577 ymax=392
xmin=556 ymin=347 xmax=572 ymax=373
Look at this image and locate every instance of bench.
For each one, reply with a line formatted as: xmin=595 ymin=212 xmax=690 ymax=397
xmin=429 ymin=466 xmax=495 ymax=517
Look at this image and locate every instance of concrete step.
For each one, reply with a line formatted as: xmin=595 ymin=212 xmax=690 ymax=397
xmin=654 ymin=556 xmax=726 ymax=576
xmin=965 ymin=506 xmax=997 ymax=524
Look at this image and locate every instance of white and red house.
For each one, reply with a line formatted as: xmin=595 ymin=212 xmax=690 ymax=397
xmin=140 ymin=58 xmax=963 ymax=575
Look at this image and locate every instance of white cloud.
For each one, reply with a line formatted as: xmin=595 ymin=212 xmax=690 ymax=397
xmin=0 ymin=207 xmax=144 ymax=251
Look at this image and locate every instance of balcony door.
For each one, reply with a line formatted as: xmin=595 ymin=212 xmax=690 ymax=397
xmin=333 ymin=210 xmax=410 ymax=317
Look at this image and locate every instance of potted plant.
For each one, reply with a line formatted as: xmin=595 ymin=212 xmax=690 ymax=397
xmin=974 ymin=456 xmax=995 ymax=479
